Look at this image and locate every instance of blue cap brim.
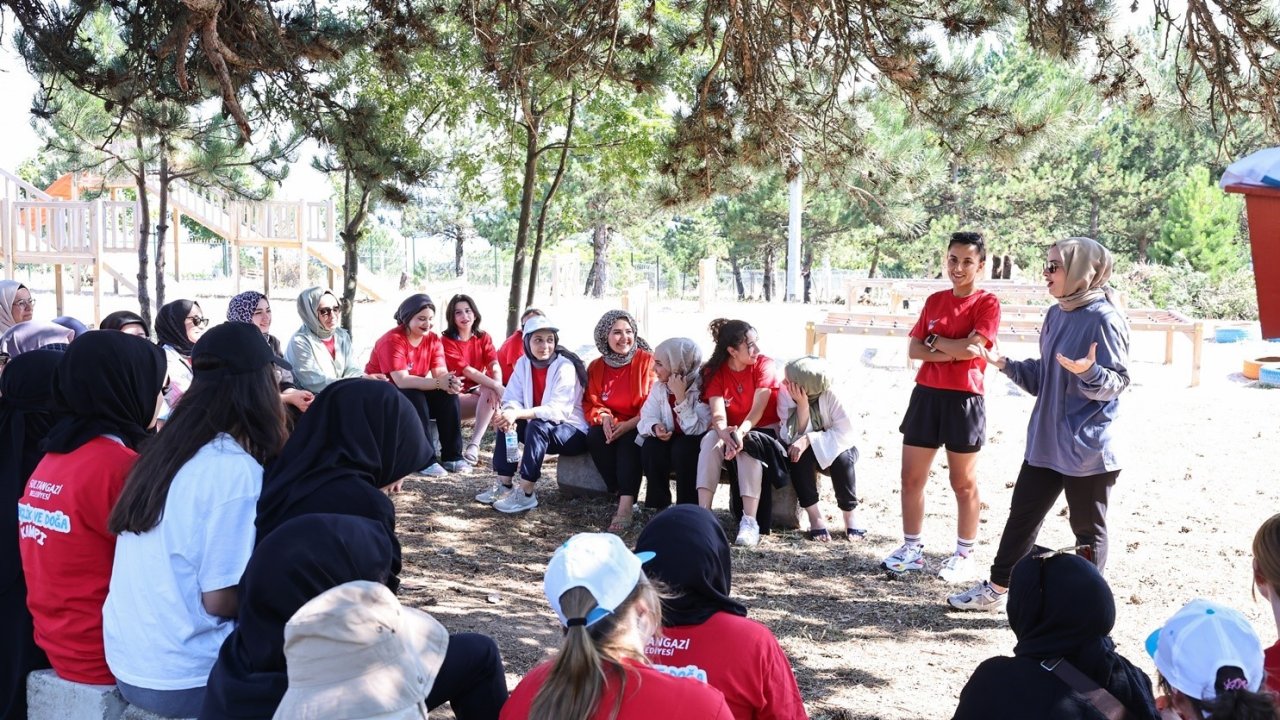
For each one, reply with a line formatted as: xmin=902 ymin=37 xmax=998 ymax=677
xmin=1145 ymin=628 xmax=1161 ymax=658
xmin=636 ymin=551 xmax=656 ymax=563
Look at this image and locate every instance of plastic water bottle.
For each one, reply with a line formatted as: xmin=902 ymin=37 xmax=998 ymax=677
xmin=504 ymin=431 xmax=520 ymax=463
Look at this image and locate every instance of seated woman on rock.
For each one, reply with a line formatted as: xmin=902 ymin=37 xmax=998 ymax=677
xmin=227 ymin=290 xmax=314 ymax=420
xmin=480 ymin=315 xmax=588 ymax=515
xmin=636 ymin=337 xmax=710 ymax=510
xmin=442 ymin=293 xmax=505 ymax=465
xmin=366 ymin=293 xmax=468 ymax=476
xmin=285 ymin=287 xmax=367 ymax=393
xmin=154 ymin=299 xmax=208 ymax=408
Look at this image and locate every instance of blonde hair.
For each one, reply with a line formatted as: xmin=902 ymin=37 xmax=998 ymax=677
xmin=1252 ymin=514 xmax=1280 ymax=602
xmin=529 ymin=579 xmax=663 ymax=720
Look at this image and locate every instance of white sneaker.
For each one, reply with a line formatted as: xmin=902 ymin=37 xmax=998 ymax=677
xmin=494 ymin=487 xmax=538 ymax=513
xmin=938 ymin=553 xmax=977 ymax=583
xmin=881 ymin=542 xmax=925 ymax=573
xmin=418 ymin=463 xmax=448 ymax=478
xmin=475 ymin=480 xmax=513 ymax=505
xmin=947 ymin=580 xmax=1008 ymax=612
xmin=442 ymin=459 xmax=473 ymax=473
xmin=735 ymin=516 xmax=760 ymax=547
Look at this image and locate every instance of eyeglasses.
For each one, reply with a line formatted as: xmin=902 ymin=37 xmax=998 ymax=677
xmin=187 ymin=316 xmax=210 ymax=328
xmin=317 ymin=306 xmax=340 ymax=318
xmin=13 ymin=299 xmax=36 ymax=310
xmin=1033 ymin=543 xmax=1095 ymax=564
xmin=1043 ymin=261 xmax=1062 ymax=274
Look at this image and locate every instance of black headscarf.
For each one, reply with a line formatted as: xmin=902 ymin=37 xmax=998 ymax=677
xmin=1 ymin=350 xmax=61 ymax=719
xmin=155 ymin=299 xmax=199 ymax=355
xmin=635 ymin=505 xmax=747 ymax=627
xmin=953 ymin=550 xmax=1160 ymax=720
xmin=1 ymin=350 xmax=64 ymax=587
xmin=254 ymin=379 xmax=431 ymax=583
xmin=394 ymin=293 xmax=434 ymax=327
xmin=41 ymin=332 xmax=166 ymax=454
xmin=99 ymin=310 xmax=150 ymax=337
xmin=200 ymin=514 xmax=395 ymax=720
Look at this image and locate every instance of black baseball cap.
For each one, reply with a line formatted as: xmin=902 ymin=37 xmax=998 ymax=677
xmin=191 ymin=322 xmax=292 ymax=378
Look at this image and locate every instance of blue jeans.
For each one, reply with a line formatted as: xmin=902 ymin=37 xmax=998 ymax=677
xmin=493 ymin=418 xmax=587 ymax=483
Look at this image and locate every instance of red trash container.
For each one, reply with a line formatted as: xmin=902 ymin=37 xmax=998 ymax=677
xmin=1223 ymin=183 xmax=1280 ymax=338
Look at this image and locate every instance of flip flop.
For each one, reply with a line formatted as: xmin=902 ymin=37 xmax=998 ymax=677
xmin=806 ymin=528 xmax=831 ymax=543
xmin=608 ymin=515 xmax=634 ymax=534
xmin=846 ymin=527 xmax=868 ymax=540
xmin=462 ymin=442 xmax=480 ymax=465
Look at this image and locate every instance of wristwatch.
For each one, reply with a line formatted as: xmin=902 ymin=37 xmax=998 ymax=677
xmin=925 ymin=333 xmax=939 ymax=352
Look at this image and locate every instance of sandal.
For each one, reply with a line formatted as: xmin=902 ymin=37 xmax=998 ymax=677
xmin=462 ymin=442 xmax=480 ymax=465
xmin=846 ymin=527 xmax=868 ymax=540
xmin=607 ymin=514 xmax=634 ymax=534
xmin=806 ymin=528 xmax=831 ymax=543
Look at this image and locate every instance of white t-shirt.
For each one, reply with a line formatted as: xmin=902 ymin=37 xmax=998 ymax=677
xmin=104 ymin=433 xmax=263 ymax=690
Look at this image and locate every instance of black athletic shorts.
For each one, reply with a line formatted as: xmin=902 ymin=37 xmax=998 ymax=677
xmin=899 ymin=385 xmax=985 ymax=454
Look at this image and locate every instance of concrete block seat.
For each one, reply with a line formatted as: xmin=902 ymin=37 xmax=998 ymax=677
xmin=552 ymin=453 xmax=801 ymax=531
xmin=26 ymin=670 xmax=194 ymax=720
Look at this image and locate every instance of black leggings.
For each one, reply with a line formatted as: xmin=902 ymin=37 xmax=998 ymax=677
xmin=425 ymin=632 xmax=508 ymax=719
xmin=640 ymin=433 xmax=703 ymax=508
xmin=399 ymin=387 xmax=463 ymax=464
xmin=586 ymin=426 xmax=642 ymax=497
xmin=989 ymin=461 xmax=1119 ymax=587
xmin=790 ymin=446 xmax=859 ymax=511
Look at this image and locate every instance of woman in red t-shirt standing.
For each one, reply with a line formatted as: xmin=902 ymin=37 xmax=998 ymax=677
xmin=696 ymin=319 xmax=784 ymax=548
xmin=882 ymin=232 xmax=1001 ymax=584
xmin=441 ymin=294 xmax=504 ymax=464
xmin=366 ymin=294 xmax=467 ymax=477
xmin=583 ymin=310 xmax=655 ymax=533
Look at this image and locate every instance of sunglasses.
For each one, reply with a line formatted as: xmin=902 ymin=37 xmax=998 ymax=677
xmin=317 ymin=306 xmax=340 ymax=318
xmin=1043 ymin=261 xmax=1062 ymax=274
xmin=187 ymin=316 xmax=210 ymax=328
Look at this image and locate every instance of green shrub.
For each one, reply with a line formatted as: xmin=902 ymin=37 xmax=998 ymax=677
xmin=1113 ymin=262 xmax=1258 ymax=320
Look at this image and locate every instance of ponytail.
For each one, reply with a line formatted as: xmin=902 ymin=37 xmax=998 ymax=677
xmin=700 ymin=318 xmax=753 ymax=389
xmin=1159 ymin=672 xmax=1279 ymax=720
xmin=530 ymin=581 xmax=663 ymax=720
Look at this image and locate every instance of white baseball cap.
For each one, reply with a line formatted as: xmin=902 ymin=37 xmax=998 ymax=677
xmin=522 ymin=315 xmax=559 ymax=337
xmin=543 ymin=533 xmax=655 ymax=628
xmin=1145 ymin=598 xmax=1265 ymax=702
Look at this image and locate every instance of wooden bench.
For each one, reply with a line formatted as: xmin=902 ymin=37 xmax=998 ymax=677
xmin=805 ymin=308 xmax=1206 ymax=386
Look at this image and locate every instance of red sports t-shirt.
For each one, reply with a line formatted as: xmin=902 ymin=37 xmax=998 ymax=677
xmin=365 ymin=327 xmax=446 ymax=378
xmin=704 ymin=355 xmax=781 ymax=428
xmin=442 ymin=332 xmax=499 ymax=391
xmin=909 ymin=288 xmax=1002 ymax=395
xmin=321 ymin=335 xmax=337 ymax=360
xmin=18 ymin=437 xmax=139 ymax=685
xmin=644 ymin=611 xmax=808 ymax=720
xmin=500 ymin=658 xmax=733 ymax=720
xmin=497 ymin=331 xmax=524 ymax=384
xmin=530 ymin=366 xmax=549 ymax=407
xmin=583 ymin=350 xmax=655 ymax=425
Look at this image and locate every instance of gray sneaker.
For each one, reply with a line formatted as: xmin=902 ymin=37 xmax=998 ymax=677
xmin=442 ymin=459 xmax=473 ymax=473
xmin=947 ymin=581 xmax=1008 ymax=612
xmin=494 ymin=487 xmax=538 ymax=513
xmin=475 ymin=480 xmax=513 ymax=505
xmin=418 ymin=463 xmax=448 ymax=478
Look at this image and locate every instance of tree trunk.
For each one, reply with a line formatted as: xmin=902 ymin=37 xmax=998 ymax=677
xmin=339 ymin=172 xmax=371 ymax=332
xmin=868 ymin=240 xmax=881 ymax=279
xmin=585 ymin=223 xmax=610 ymax=299
xmin=762 ymin=247 xmax=775 ymax=302
xmin=453 ymin=223 xmax=466 ymax=277
xmin=154 ymin=148 xmax=169 ymax=311
xmin=506 ymin=119 xmax=540 ymax=335
xmin=526 ymin=92 xmax=576 ymax=309
xmin=802 ymin=245 xmax=813 ymax=303
xmin=132 ymin=138 xmax=153 ymax=331
xmin=1137 ymin=234 xmax=1151 ymax=262
xmin=730 ymin=254 xmax=745 ymax=300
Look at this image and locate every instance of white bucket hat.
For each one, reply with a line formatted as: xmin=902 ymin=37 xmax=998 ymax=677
xmin=273 ymin=581 xmax=449 ymax=720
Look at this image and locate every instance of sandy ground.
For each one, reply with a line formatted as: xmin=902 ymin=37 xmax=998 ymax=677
xmin=20 ymin=272 xmax=1280 ymax=719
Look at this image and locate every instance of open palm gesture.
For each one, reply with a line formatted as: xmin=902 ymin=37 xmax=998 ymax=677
xmin=1056 ymin=342 xmax=1097 ymax=375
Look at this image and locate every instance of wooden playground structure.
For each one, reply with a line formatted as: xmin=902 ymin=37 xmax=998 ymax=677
xmin=0 ymin=167 xmax=378 ymax=325
xmin=810 ymin=279 xmax=1206 ymax=386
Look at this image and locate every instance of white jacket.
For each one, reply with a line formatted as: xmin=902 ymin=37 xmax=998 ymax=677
xmin=502 ymin=353 xmax=588 ymax=432
xmin=777 ymin=384 xmax=857 ymax=469
xmin=286 ymin=327 xmax=363 ymax=393
xmin=635 ymin=381 xmax=712 ymax=446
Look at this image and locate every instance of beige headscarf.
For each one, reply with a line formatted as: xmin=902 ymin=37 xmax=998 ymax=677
xmin=1054 ymin=237 xmax=1118 ymax=312
xmin=784 ymin=356 xmax=835 ymax=434
xmin=0 ymin=280 xmax=25 ymax=334
xmin=653 ymin=337 xmax=702 ymax=393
